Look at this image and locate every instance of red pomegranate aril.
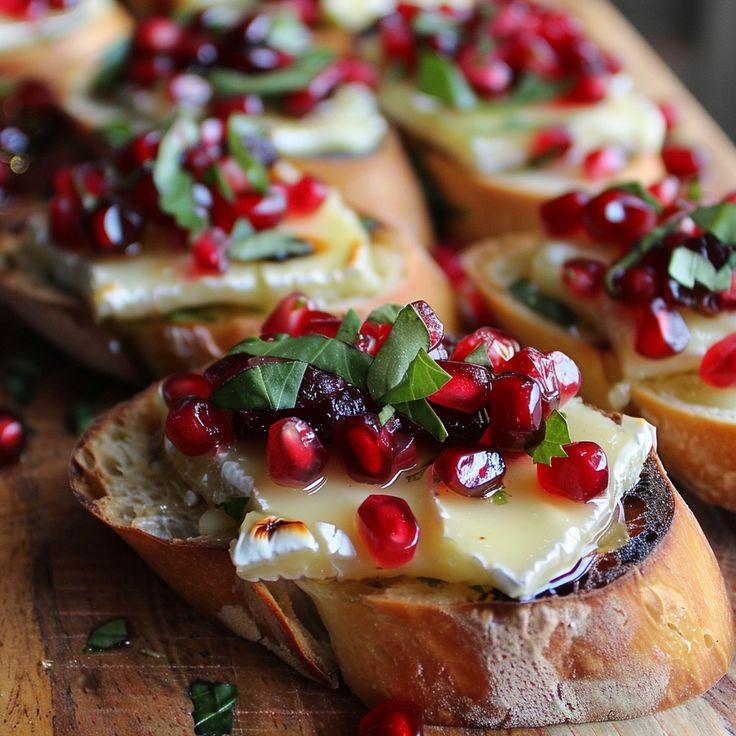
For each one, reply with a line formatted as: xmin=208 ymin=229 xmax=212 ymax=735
xmin=540 ymin=191 xmax=589 ymax=237
xmin=530 ymin=126 xmax=571 ymax=163
xmin=300 ymin=310 xmax=342 ymax=338
xmin=634 ymin=298 xmax=690 ymax=359
xmin=192 ymin=228 xmax=228 ymax=275
xmin=429 ymin=361 xmax=491 ymax=413
xmin=356 ymin=321 xmax=392 ymax=357
xmin=547 ymin=350 xmax=581 ymax=405
xmin=49 ymin=194 xmax=84 ymax=246
xmin=133 ymin=18 xmax=184 ymax=53
xmin=504 ymin=347 xmax=560 ymax=417
xmin=662 ymin=145 xmax=704 ymax=179
xmin=90 ymin=202 xmax=144 ymax=251
xmin=648 ymin=176 xmax=680 ymax=208
xmin=116 ymin=130 xmax=161 ymax=173
xmin=165 ymin=397 xmax=232 ymax=456
xmin=488 ymin=373 xmax=544 ymax=450
xmin=457 ymin=46 xmax=513 ymax=97
xmin=162 ymin=372 xmax=211 ymax=407
xmin=357 ymin=495 xmax=420 ymax=569
xmin=337 ymin=58 xmax=379 ymax=88
xmin=262 ymin=292 xmax=316 ymax=336
xmin=537 ymin=441 xmax=609 ymax=502
xmin=360 ymin=699 xmax=424 ymax=736
xmin=167 ymin=73 xmax=212 ymax=107
xmin=562 ymin=73 xmax=607 ymax=104
xmin=410 ymin=300 xmax=443 ymax=350
xmin=0 ymin=410 xmax=25 ymax=467
xmin=203 ymin=353 xmax=252 ymax=389
xmin=615 ymin=264 xmax=658 ymax=303
xmin=267 ymin=417 xmax=328 ymax=487
xmin=282 ymin=63 xmax=344 ymax=116
xmin=380 ymin=15 xmax=415 ymax=67
xmin=450 ymin=327 xmax=520 ymax=372
xmin=700 ymin=334 xmax=736 ymax=388
xmin=562 ymin=258 xmax=605 ymax=299
xmin=287 ymin=175 xmax=327 ymax=216
xmin=434 ymin=445 xmax=506 ymax=498
xmin=235 ymin=185 xmax=287 ymax=231
xmin=582 ymin=146 xmax=626 ymax=180
xmin=658 ymin=101 xmax=679 ymax=132
xmin=500 ymin=35 xmax=561 ymax=78
xmin=210 ymin=94 xmax=264 ymax=118
xmin=127 ymin=55 xmax=175 ymax=87
xmin=582 ymin=189 xmax=657 ymax=244
xmin=337 ymin=415 xmax=395 ymax=484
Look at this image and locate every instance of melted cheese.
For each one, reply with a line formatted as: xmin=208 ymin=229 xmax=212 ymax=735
xmin=322 ymin=0 xmax=474 ymax=31
xmin=26 ymin=185 xmax=399 ymax=321
xmin=166 ymin=398 xmax=653 ymax=599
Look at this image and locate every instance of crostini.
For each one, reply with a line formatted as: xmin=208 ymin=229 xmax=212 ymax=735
xmin=62 ymin=6 xmax=432 ymax=248
xmin=374 ymin=0 xmax=666 ymax=244
xmin=69 ymin=296 xmax=734 ymax=728
xmin=464 ymin=180 xmax=736 ymax=510
xmin=0 ymin=114 xmax=454 ymax=381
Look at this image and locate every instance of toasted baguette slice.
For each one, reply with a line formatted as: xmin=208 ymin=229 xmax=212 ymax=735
xmin=69 ymin=382 xmax=734 ymax=728
xmin=464 ymin=236 xmax=736 ymax=511
xmin=0 ymin=222 xmax=456 ymax=383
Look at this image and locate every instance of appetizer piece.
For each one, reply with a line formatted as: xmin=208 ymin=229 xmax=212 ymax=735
xmin=69 ymin=297 xmax=734 ymax=728
xmin=0 ymin=0 xmax=132 ymax=101
xmin=65 ymin=6 xmax=432 ymax=247
xmin=0 ymin=114 xmax=453 ymax=381
xmin=376 ymin=0 xmax=667 ymax=243
xmin=464 ymin=181 xmax=736 ymax=509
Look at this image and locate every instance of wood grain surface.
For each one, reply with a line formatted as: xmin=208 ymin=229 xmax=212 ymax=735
xmin=1 ymin=0 xmax=736 ymax=734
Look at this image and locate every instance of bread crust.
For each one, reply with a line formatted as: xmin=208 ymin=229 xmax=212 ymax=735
xmin=0 ymin=222 xmax=456 ymax=381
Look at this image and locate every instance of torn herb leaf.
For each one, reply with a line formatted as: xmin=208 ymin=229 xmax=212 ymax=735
xmin=530 ymin=410 xmax=571 ymax=465
xmin=393 ymin=398 xmax=448 ymax=441
xmin=335 ymin=309 xmax=362 ymax=345
xmin=381 ymin=348 xmax=451 ymax=404
xmin=84 ymin=618 xmax=130 ymax=653
xmin=607 ymin=181 xmax=663 ymax=213
xmin=377 ymin=404 xmax=395 ymax=426
xmin=212 ymin=361 xmax=308 ymax=410
xmin=509 ymin=278 xmax=577 ymax=329
xmin=190 ymin=680 xmax=238 ymax=736
xmin=228 ymin=229 xmax=313 ymax=262
xmin=366 ymin=303 xmax=403 ymax=325
xmin=226 ymin=115 xmax=269 ymax=194
xmin=417 ymin=51 xmax=476 ymax=109
xmin=691 ymin=202 xmax=736 ymax=243
xmin=668 ymin=247 xmax=732 ymax=292
xmin=219 ymin=497 xmax=248 ymax=523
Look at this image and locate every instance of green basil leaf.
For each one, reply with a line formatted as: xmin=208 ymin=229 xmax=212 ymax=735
xmin=84 ymin=618 xmax=130 ymax=653
xmin=394 ymin=398 xmax=448 ymax=441
xmin=378 ymin=404 xmax=395 ymax=426
xmin=668 ymin=247 xmax=732 ymax=291
xmin=530 ymin=410 xmax=571 ymax=465
xmin=210 ymin=163 xmax=235 ymax=202
xmin=336 ymin=309 xmax=362 ymax=344
xmin=367 ymin=304 xmax=429 ymax=402
xmin=417 ymin=51 xmax=476 ymax=109
xmin=231 ymin=218 xmax=254 ymax=240
xmin=366 ymin=303 xmax=403 ymax=325
xmin=359 ymin=214 xmax=381 ymax=232
xmin=607 ymin=181 xmax=662 ymax=214
xmin=153 ymin=117 xmax=207 ymax=233
xmin=508 ymin=278 xmax=577 ymax=328
xmin=691 ymin=202 xmax=736 ymax=243
xmin=208 ymin=49 xmax=335 ymax=97
xmin=687 ymin=178 xmax=702 ymax=202
xmin=92 ymin=38 xmax=131 ymax=93
xmin=227 ymin=115 xmax=269 ymax=194
xmin=412 ymin=11 xmax=459 ymax=35
xmin=219 ymin=497 xmax=248 ymax=523
xmin=211 ymin=361 xmax=307 ymax=410
xmin=167 ymin=306 xmax=218 ymax=323
xmin=190 ymin=680 xmax=238 ymax=736
xmin=99 ymin=117 xmax=136 ymax=148
xmin=229 ymin=334 xmax=372 ymax=388
xmin=381 ymin=348 xmax=451 ymax=404
xmin=506 ymin=74 xmax=567 ymax=105
xmin=228 ymin=229 xmax=313 ymax=262
xmin=463 ymin=343 xmax=492 ymax=368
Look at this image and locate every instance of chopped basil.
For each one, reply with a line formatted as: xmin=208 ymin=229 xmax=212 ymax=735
xmin=377 ymin=404 xmax=396 ymax=426
xmin=416 ymin=576 xmax=443 ymax=588
xmin=508 ymin=278 xmax=577 ymax=329
xmin=208 ymin=49 xmax=335 ymax=97
xmin=84 ymin=618 xmax=130 ymax=653
xmin=209 ymin=163 xmax=235 ymax=202
xmin=381 ymin=348 xmax=451 ymax=404
xmin=190 ymin=680 xmax=238 ymax=736
xmin=153 ymin=117 xmax=206 ymax=233
xmin=691 ymin=202 xmax=736 ymax=243
xmin=230 ymin=334 xmax=372 ymax=389
xmin=92 ymin=38 xmax=131 ymax=93
xmin=505 ymin=74 xmax=567 ymax=105
xmin=219 ymin=497 xmax=248 ymax=523
xmin=529 ymin=410 xmax=571 ymax=465
xmin=359 ymin=215 xmax=381 ymax=232
xmin=211 ymin=361 xmax=308 ymax=410
xmin=366 ymin=303 xmax=403 ymax=325
xmin=463 ymin=344 xmax=492 ymax=368
xmin=335 ymin=309 xmax=362 ymax=345
xmin=607 ymin=181 xmax=662 ymax=214
xmin=417 ymin=51 xmax=476 ymax=109
xmin=167 ymin=306 xmax=218 ymax=323
xmin=668 ymin=247 xmax=732 ymax=292
xmin=393 ymin=398 xmax=448 ymax=442
xmin=226 ymin=115 xmax=269 ymax=194
xmin=687 ymin=178 xmax=702 ymax=201
xmin=491 ymin=490 xmax=509 ymax=505
xmin=265 ymin=10 xmax=311 ymax=55
xmin=228 ymin=229 xmax=313 ymax=262
xmin=99 ymin=117 xmax=136 ymax=148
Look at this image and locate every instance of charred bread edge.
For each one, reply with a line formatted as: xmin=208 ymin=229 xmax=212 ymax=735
xmin=463 ymin=235 xmax=736 ymax=511
xmin=0 ymin=221 xmax=457 ymax=382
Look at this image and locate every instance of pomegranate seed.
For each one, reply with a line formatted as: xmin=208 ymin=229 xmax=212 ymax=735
xmin=615 ymin=264 xmax=658 ymax=303
xmin=287 ymin=175 xmax=327 ymax=216
xmin=167 ymin=73 xmax=212 ymax=107
xmin=235 ymin=185 xmax=287 ymax=230
xmin=0 ymin=410 xmax=25 ymax=466
xmin=261 ymin=292 xmax=316 ymax=336
xmin=267 ymin=417 xmax=328 ymax=487
xmin=90 ymin=202 xmax=144 ymax=251
xmin=282 ymin=63 xmax=344 ymax=116
xmin=562 ymin=258 xmax=605 ymax=299
xmin=337 ymin=58 xmax=379 ymax=88
xmin=434 ymin=445 xmax=506 ymax=497
xmin=336 ymin=415 xmax=416 ymax=485
xmin=210 ymin=94 xmax=264 ymax=118
xmin=662 ymin=145 xmax=704 ymax=179
xmin=429 ymin=361 xmax=491 ymax=413
xmin=191 ymin=229 xmax=228 ymax=274
xmin=634 ymin=298 xmax=690 ymax=359
xmin=380 ymin=15 xmax=415 ymax=67
xmin=165 ymin=397 xmax=232 ymax=456
xmin=410 ymin=301 xmax=443 ymax=350
xmin=127 ymin=56 xmax=176 ymax=87
xmin=582 ymin=146 xmax=626 ymax=180
xmin=582 ymin=189 xmax=657 ymax=244
xmin=530 ymin=126 xmax=571 ymax=163
xmin=648 ymin=176 xmax=680 ymax=208
xmin=357 ymin=495 xmax=420 ymax=569
xmin=537 ymin=441 xmax=609 ymax=502
xmin=49 ymin=195 xmax=85 ymax=246
xmin=133 ymin=18 xmax=184 ymax=53
xmin=658 ymin=101 xmax=679 ymax=132
xmin=547 ymin=350 xmax=581 ymax=405
xmin=539 ymin=191 xmax=589 ymax=237
xmin=300 ymin=310 xmax=342 ymax=338
xmin=356 ymin=321 xmax=392 ymax=357
xmin=488 ymin=373 xmax=544 ymax=451
xmin=116 ymin=130 xmax=161 ymax=173
xmin=457 ymin=46 xmax=513 ymax=97
xmin=360 ymin=699 xmax=423 ymax=736
xmin=162 ymin=372 xmax=211 ymax=407
xmin=700 ymin=334 xmax=736 ymax=388
xmin=450 ymin=327 xmax=519 ymax=372
xmin=500 ymin=34 xmax=561 ymax=78
xmin=562 ymin=73 xmax=607 ymax=104
xmin=203 ymin=353 xmax=252 ymax=389
xmin=503 ymin=347 xmax=560 ymax=417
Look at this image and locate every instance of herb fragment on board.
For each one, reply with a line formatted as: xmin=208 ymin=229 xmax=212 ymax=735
xmin=84 ymin=618 xmax=131 ymax=653
xmin=529 ymin=410 xmax=571 ymax=465
xmin=190 ymin=680 xmax=239 ymax=736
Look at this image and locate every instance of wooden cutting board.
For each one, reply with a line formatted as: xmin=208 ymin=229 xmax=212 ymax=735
xmin=2 ymin=1 xmax=736 ymax=734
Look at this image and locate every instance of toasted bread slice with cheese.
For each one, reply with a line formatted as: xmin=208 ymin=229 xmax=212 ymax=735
xmin=69 ymin=377 xmax=734 ymax=728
